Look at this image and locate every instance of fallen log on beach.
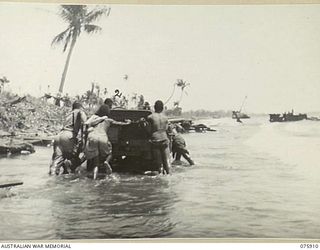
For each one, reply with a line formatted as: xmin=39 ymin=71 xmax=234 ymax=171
xmin=0 ymin=131 xmax=54 ymax=147
xmin=23 ymin=137 xmax=54 ymax=146
xmin=0 ymin=140 xmax=35 ymax=155
xmin=0 ymin=181 xmax=23 ymax=189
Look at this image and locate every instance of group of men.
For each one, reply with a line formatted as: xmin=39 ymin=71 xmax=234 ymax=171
xmin=49 ymin=98 xmax=194 ymax=177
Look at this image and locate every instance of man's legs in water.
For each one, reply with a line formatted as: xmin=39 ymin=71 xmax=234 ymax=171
xmin=160 ymin=145 xmax=171 ymax=174
xmin=152 ymin=147 xmax=163 ymax=174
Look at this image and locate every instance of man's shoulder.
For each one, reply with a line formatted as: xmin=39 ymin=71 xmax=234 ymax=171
xmin=160 ymin=113 xmax=168 ymax=121
xmin=147 ymin=113 xmax=154 ymax=119
xmin=162 ymin=113 xmax=168 ymax=119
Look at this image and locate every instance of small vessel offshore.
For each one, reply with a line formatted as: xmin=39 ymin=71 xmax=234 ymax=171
xmin=232 ymin=96 xmax=250 ymax=119
xmin=269 ymin=110 xmax=307 ymax=122
xmin=232 ymin=111 xmax=250 ymax=119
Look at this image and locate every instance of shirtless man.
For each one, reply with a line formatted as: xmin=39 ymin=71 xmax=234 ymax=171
xmin=146 ymin=100 xmax=171 ymax=174
xmin=49 ymin=101 xmax=87 ymax=175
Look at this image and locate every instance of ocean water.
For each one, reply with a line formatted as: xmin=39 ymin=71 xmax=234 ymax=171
xmin=0 ymin=116 xmax=319 ymax=240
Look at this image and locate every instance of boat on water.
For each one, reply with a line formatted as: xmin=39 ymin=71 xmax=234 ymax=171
xmin=232 ymin=96 xmax=250 ymax=119
xmin=269 ymin=110 xmax=307 ymax=122
xmin=232 ymin=111 xmax=250 ymax=119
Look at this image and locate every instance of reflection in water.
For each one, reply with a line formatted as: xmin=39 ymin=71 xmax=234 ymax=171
xmin=49 ymin=175 xmax=177 ymax=239
xmin=1 ymin=117 xmax=320 ymax=239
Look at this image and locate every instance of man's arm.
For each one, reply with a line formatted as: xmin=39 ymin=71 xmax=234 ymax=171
xmin=80 ymin=110 xmax=87 ymax=123
xmin=110 ymin=118 xmax=131 ymax=126
xmin=144 ymin=115 xmax=152 ymax=135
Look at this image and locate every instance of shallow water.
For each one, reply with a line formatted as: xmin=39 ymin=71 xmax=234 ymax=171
xmin=0 ymin=116 xmax=320 ymax=239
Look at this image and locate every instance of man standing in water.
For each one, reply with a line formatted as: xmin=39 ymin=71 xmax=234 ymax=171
xmin=146 ymin=100 xmax=171 ymax=174
xmin=169 ymin=125 xmax=195 ymax=165
xmin=49 ymin=101 xmax=87 ymax=175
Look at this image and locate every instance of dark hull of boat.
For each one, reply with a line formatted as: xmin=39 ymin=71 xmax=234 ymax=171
xmin=232 ymin=111 xmax=250 ymax=119
xmin=269 ymin=113 xmax=307 ymax=122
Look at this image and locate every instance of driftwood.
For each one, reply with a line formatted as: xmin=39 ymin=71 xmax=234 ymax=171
xmin=0 ymin=181 xmax=23 ymax=189
xmin=0 ymin=140 xmax=35 ymax=155
xmin=23 ymin=137 xmax=53 ymax=146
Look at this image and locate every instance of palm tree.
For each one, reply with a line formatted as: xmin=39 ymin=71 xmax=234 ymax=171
xmin=164 ymin=79 xmax=190 ymax=105
xmin=52 ymin=5 xmax=110 ymax=93
xmin=164 ymin=82 xmax=176 ymax=105
xmin=176 ymin=79 xmax=190 ymax=104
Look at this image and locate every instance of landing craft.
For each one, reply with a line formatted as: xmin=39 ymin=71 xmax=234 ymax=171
xmin=269 ymin=110 xmax=307 ymax=122
xmin=232 ymin=96 xmax=250 ymax=119
xmin=232 ymin=110 xmax=250 ymax=119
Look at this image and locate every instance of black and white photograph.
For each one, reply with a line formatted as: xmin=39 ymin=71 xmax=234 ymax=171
xmin=0 ymin=1 xmax=320 ymax=241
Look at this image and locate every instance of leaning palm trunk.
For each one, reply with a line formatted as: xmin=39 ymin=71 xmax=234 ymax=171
xmin=164 ymin=83 xmax=176 ymax=105
xmin=53 ymin=5 xmax=109 ymax=94
xmin=59 ymin=35 xmax=77 ymax=93
xmin=179 ymin=89 xmax=184 ymax=103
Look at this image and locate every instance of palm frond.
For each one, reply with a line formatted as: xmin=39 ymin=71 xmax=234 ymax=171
xmin=84 ymin=24 xmax=102 ymax=34
xmin=59 ymin=7 xmax=73 ymax=23
xmin=60 ymin=5 xmax=87 ymax=23
xmin=85 ymin=7 xmax=109 ymax=23
xmin=60 ymin=6 xmax=80 ymax=22
xmin=181 ymin=83 xmax=190 ymax=90
xmin=61 ymin=5 xmax=86 ymax=15
xmin=51 ymin=28 xmax=71 ymax=46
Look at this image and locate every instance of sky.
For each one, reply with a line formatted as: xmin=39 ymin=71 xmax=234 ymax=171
xmin=0 ymin=3 xmax=320 ymax=113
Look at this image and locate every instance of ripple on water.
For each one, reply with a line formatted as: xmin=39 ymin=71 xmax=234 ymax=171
xmin=1 ymin=122 xmax=320 ymax=239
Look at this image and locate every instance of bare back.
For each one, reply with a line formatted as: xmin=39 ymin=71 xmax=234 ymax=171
xmin=147 ymin=112 xmax=169 ymax=142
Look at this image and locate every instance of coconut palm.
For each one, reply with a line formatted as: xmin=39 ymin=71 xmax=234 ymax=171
xmin=52 ymin=5 xmax=110 ymax=93
xmin=176 ymin=79 xmax=190 ymax=104
xmin=164 ymin=82 xmax=176 ymax=105
xmin=164 ymin=79 xmax=190 ymax=105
